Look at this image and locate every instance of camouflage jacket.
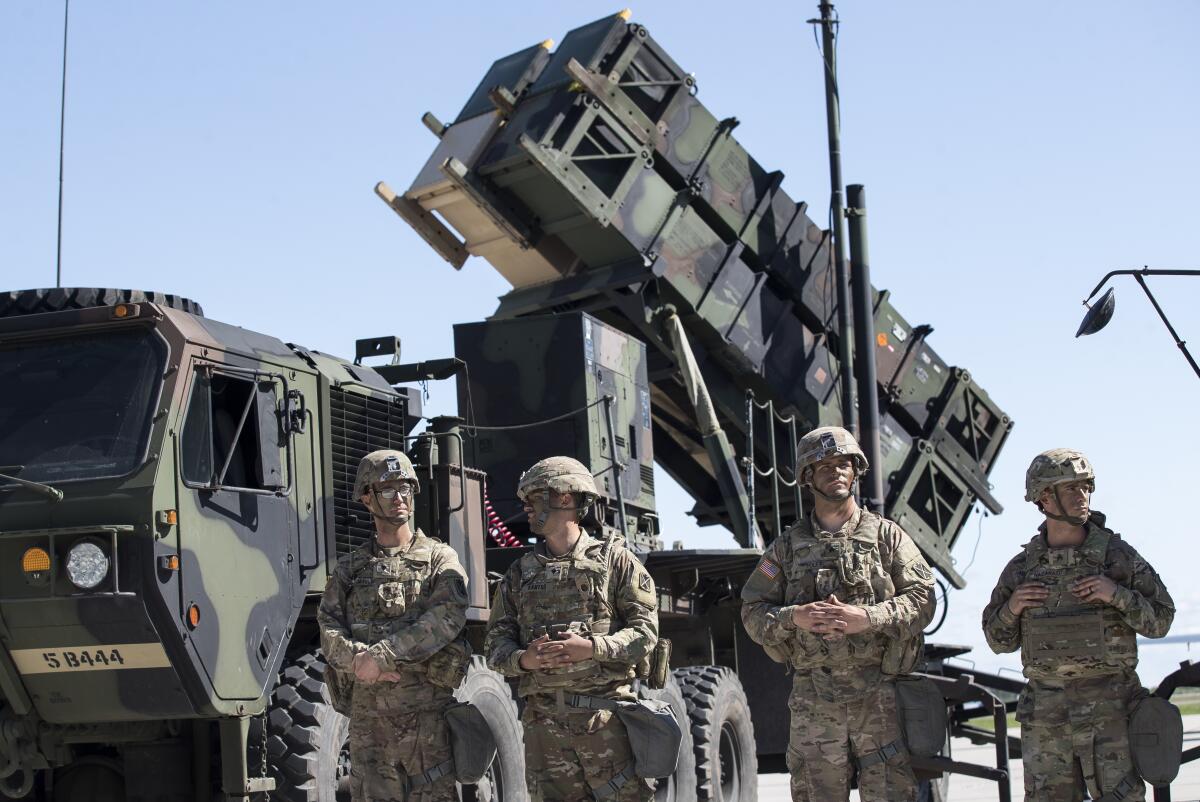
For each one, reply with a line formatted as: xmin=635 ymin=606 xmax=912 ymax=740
xmin=484 ymin=530 xmax=658 ymax=701
xmin=982 ymin=512 xmax=1174 ymax=680
xmin=740 ymin=509 xmax=936 ymax=671
xmin=317 ymin=530 xmax=469 ymax=711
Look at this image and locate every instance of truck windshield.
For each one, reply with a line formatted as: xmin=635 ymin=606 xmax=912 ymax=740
xmin=0 ymin=326 xmax=166 ymax=483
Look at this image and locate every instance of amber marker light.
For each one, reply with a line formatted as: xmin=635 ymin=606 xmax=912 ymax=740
xmin=876 ymin=333 xmax=888 ymax=347
xmin=22 ymin=547 xmax=51 ymax=574
xmin=112 ymin=303 xmax=141 ymax=319
xmin=187 ymin=604 xmax=201 ymax=629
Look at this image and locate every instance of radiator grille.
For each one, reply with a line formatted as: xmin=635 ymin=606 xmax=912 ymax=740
xmin=330 ymin=387 xmax=409 ymax=557
xmin=639 ymin=463 xmax=655 ymax=494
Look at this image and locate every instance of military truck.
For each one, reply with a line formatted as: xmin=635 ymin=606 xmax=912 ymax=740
xmin=0 ymin=10 xmax=1021 ymax=802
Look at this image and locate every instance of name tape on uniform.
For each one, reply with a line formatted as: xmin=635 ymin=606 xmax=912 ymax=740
xmin=11 ymin=643 xmax=171 ymax=674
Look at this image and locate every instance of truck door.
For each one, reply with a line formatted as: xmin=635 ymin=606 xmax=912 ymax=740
xmin=174 ymin=356 xmax=299 ymax=701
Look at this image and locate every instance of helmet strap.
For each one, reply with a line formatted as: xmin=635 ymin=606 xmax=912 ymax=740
xmin=1042 ymin=486 xmax=1088 ymax=526
xmin=805 ymin=468 xmax=857 ymax=503
xmin=366 ymin=495 xmax=410 ymax=527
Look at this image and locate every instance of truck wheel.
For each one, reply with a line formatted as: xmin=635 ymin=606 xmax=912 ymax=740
xmin=454 ymin=656 xmax=528 ymax=802
xmin=0 ymin=287 xmax=204 ymax=318
xmin=917 ymin=775 xmax=950 ymax=802
xmin=252 ymin=650 xmax=350 ymax=802
xmin=676 ymin=666 xmax=757 ymax=802
xmin=641 ymin=675 xmax=696 ymax=802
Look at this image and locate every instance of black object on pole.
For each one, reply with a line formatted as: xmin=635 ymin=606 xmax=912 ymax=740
xmin=56 ymin=0 xmax=70 ymax=289
xmin=811 ymin=1 xmax=858 ymax=436
xmin=1077 ymin=268 xmax=1200 ymax=382
xmin=846 ymin=184 xmax=884 ymax=513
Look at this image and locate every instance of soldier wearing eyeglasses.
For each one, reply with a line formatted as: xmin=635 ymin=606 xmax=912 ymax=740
xmin=318 ymin=449 xmax=471 ymax=801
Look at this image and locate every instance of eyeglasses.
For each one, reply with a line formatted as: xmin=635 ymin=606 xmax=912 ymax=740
xmin=373 ymin=485 xmax=414 ymax=501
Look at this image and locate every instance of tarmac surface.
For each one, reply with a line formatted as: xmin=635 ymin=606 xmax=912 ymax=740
xmin=755 ymin=714 xmax=1200 ymax=801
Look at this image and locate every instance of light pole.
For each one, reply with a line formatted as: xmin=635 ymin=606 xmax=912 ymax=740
xmin=1076 ymin=267 xmax=1200 ymax=381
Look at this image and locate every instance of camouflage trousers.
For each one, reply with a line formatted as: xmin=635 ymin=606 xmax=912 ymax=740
xmin=1017 ymin=672 xmax=1146 ymax=802
xmin=785 ymin=667 xmax=917 ymax=802
xmin=521 ymin=698 xmax=654 ymax=802
xmin=348 ymin=708 xmax=456 ymax=802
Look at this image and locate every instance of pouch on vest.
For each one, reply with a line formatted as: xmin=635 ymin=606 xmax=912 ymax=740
xmin=894 ymin=675 xmax=947 ymax=758
xmin=881 ymin=632 xmax=924 ymax=676
xmin=425 ymin=639 xmax=471 ymax=690
xmin=444 ymin=702 xmax=498 ymax=784
xmin=762 ymin=639 xmax=795 ymax=665
xmin=323 ymin=664 xmax=353 ymax=717
xmin=1129 ymin=696 xmax=1183 ymax=786
xmin=616 ymin=699 xmax=683 ymax=779
xmin=638 ymin=638 xmax=672 ymax=690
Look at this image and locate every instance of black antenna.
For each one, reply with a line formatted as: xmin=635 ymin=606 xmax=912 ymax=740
xmin=55 ymin=0 xmax=70 ymax=288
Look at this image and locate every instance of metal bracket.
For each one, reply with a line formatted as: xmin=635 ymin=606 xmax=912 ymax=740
xmin=374 ymin=181 xmax=468 ymax=269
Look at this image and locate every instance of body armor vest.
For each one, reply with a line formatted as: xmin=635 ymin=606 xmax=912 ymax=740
xmin=344 ymin=534 xmax=455 ymax=711
xmin=780 ymin=513 xmax=892 ymax=668
xmin=513 ymin=535 xmax=629 ymax=694
xmin=1019 ymin=528 xmax=1136 ymax=680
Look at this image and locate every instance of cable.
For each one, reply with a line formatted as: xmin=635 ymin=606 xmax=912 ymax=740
xmin=464 ymin=396 xmax=610 ymax=433
xmin=482 ymin=482 xmax=521 ymax=547
xmin=924 ymin=578 xmax=950 ymax=636
xmin=958 ymin=504 xmax=988 ymax=577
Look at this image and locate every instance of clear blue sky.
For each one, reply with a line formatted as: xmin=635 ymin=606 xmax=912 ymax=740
xmin=3 ymin=1 xmax=1198 ymax=685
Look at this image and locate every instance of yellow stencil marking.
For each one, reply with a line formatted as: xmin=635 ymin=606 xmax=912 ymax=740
xmin=11 ymin=643 xmax=171 ymax=674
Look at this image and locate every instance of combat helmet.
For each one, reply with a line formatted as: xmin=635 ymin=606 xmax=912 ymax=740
xmin=517 ymin=456 xmax=598 ymax=529
xmin=354 ymin=449 xmax=420 ymax=498
xmin=796 ymin=426 xmax=869 ymax=481
xmin=1024 ymin=448 xmax=1094 ymax=503
xmin=1025 ymin=448 xmax=1094 ymax=525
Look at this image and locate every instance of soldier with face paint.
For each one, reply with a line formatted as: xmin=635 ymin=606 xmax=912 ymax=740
xmin=982 ymin=449 xmax=1175 ymax=802
xmin=741 ymin=426 xmax=936 ymax=802
xmin=317 ymin=450 xmax=471 ymax=802
xmin=484 ymin=456 xmax=659 ymax=802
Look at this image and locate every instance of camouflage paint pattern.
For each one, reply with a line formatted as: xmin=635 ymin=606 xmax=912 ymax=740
xmin=485 ymin=529 xmax=657 ymax=799
xmin=0 ymin=295 xmax=421 ymax=780
xmin=453 ymin=313 xmax=657 ymax=549
xmin=386 ymin=10 xmax=1014 ymax=566
xmin=318 ymin=529 xmax=469 ymax=802
xmin=983 ymin=513 xmax=1172 ymax=800
xmin=741 ymin=510 xmax=933 ymax=800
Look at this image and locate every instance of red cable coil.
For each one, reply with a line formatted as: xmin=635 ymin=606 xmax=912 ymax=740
xmin=483 ymin=484 xmax=521 ymax=547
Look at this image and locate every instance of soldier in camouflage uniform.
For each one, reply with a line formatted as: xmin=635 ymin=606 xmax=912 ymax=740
xmin=484 ymin=456 xmax=659 ymax=801
xmin=982 ymin=448 xmax=1174 ymax=802
xmin=317 ymin=450 xmax=471 ymax=802
xmin=741 ymin=426 xmax=935 ymax=802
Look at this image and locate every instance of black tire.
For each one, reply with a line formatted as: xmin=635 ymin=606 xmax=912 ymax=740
xmin=676 ymin=666 xmax=758 ymax=802
xmin=641 ymin=675 xmax=697 ymax=802
xmin=251 ymin=650 xmax=350 ymax=802
xmin=454 ymin=656 xmax=529 ymax=802
xmin=916 ymin=775 xmax=950 ymax=802
xmin=0 ymin=287 xmax=204 ymax=318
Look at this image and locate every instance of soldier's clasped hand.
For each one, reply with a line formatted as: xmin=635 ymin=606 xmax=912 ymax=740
xmin=519 ymin=633 xmax=593 ymax=670
xmin=1071 ymin=574 xmax=1118 ymax=604
xmin=822 ymin=595 xmax=871 ymax=635
xmin=1006 ymin=581 xmax=1049 ymax=615
xmin=792 ymin=600 xmax=848 ymax=636
xmin=352 ymin=651 xmax=382 ymax=683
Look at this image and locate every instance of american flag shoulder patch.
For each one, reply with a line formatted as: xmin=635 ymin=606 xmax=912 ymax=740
xmin=757 ymin=560 xmax=781 ymax=581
